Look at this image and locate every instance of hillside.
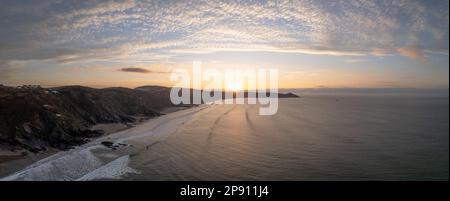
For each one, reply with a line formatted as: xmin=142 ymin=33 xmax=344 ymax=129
xmin=0 ymin=85 xmax=176 ymax=152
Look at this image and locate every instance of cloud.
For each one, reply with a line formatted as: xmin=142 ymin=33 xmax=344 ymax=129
xmin=0 ymin=61 xmax=12 ymax=80
xmin=62 ymin=0 xmax=135 ymax=18
xmin=371 ymin=48 xmax=392 ymax=57
xmin=118 ymin=67 xmax=169 ymax=74
xmin=397 ymin=47 xmax=426 ymax=61
xmin=0 ymin=60 xmax=22 ymax=80
xmin=344 ymin=59 xmax=367 ymax=63
xmin=0 ymin=0 xmax=448 ymax=64
xmin=118 ymin=67 xmax=152 ymax=73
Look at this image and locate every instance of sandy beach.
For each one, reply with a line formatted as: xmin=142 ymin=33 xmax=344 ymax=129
xmin=0 ymin=105 xmax=206 ymax=180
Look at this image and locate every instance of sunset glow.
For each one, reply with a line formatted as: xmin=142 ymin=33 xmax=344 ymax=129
xmin=0 ymin=0 xmax=448 ymax=89
xmin=226 ymin=82 xmax=244 ymax=92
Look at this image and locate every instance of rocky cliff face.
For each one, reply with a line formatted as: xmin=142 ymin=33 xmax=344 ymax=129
xmin=0 ymin=85 xmax=174 ymax=152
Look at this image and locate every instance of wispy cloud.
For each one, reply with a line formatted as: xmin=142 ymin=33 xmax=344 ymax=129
xmin=118 ymin=67 xmax=170 ymax=74
xmin=0 ymin=61 xmax=13 ymax=80
xmin=0 ymin=0 xmax=448 ymax=64
xmin=119 ymin=67 xmax=152 ymax=73
xmin=344 ymin=59 xmax=367 ymax=63
xmin=397 ymin=47 xmax=426 ymax=61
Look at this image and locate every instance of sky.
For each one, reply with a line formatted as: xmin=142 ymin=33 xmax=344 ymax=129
xmin=0 ymin=0 xmax=449 ymax=89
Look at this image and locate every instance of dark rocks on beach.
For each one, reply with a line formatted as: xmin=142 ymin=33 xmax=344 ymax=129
xmin=101 ymin=141 xmax=128 ymax=150
xmin=101 ymin=141 xmax=114 ymax=148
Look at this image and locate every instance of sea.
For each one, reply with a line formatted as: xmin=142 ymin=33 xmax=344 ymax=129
xmin=124 ymin=93 xmax=449 ymax=180
xmin=2 ymin=93 xmax=448 ymax=180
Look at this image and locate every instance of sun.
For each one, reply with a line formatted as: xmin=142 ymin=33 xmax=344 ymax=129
xmin=226 ymin=81 xmax=243 ymax=92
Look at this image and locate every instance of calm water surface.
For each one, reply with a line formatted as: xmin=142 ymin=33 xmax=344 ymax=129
xmin=124 ymin=94 xmax=449 ymax=180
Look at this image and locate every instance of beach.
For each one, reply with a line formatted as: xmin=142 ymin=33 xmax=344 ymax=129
xmin=0 ymin=105 xmax=207 ymax=180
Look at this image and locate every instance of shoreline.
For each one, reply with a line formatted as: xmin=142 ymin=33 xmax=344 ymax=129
xmin=0 ymin=105 xmax=196 ymax=179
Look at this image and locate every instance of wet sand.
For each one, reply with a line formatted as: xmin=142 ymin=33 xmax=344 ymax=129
xmin=0 ymin=105 xmax=207 ymax=180
xmin=0 ymin=106 xmax=195 ymax=179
